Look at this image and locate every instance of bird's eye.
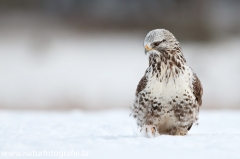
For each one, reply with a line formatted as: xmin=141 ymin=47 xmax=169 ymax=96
xmin=153 ymin=42 xmax=160 ymax=46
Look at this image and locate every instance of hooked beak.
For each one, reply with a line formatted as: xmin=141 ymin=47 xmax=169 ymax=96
xmin=144 ymin=45 xmax=153 ymax=55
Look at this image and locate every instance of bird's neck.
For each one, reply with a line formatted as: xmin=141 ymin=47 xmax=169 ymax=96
xmin=148 ymin=48 xmax=186 ymax=78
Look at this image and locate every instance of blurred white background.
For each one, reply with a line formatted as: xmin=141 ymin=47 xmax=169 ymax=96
xmin=0 ymin=0 xmax=240 ymax=110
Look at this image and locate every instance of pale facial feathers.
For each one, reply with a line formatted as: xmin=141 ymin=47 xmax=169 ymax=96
xmin=144 ymin=29 xmax=179 ymax=54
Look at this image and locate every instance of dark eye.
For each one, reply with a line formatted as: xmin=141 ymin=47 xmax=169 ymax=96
xmin=153 ymin=42 xmax=160 ymax=46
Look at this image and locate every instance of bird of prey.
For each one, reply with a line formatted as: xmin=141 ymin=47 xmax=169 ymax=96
xmin=131 ymin=29 xmax=203 ymax=137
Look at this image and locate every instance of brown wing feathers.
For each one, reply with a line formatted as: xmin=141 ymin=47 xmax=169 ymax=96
xmin=193 ymin=73 xmax=203 ymax=106
xmin=136 ymin=76 xmax=147 ymax=95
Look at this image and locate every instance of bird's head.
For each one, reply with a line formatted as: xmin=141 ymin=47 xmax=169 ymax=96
xmin=144 ymin=29 xmax=179 ymax=55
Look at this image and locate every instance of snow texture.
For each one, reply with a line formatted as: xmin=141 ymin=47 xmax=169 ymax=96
xmin=0 ymin=110 xmax=240 ymax=159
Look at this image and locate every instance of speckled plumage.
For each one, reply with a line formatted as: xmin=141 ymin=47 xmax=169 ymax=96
xmin=131 ymin=29 xmax=203 ymax=137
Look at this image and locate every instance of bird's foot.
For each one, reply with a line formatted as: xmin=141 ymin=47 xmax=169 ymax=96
xmin=141 ymin=125 xmax=158 ymax=138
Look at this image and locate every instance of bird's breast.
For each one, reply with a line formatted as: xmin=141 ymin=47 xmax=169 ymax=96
xmin=145 ymin=65 xmax=194 ymax=105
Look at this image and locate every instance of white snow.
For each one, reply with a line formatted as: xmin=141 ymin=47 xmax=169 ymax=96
xmin=0 ymin=110 xmax=240 ymax=159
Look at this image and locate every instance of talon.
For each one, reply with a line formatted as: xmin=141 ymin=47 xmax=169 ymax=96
xmin=151 ymin=127 xmax=156 ymax=134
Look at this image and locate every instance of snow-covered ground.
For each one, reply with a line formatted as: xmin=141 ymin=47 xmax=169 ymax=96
xmin=0 ymin=110 xmax=240 ymax=159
